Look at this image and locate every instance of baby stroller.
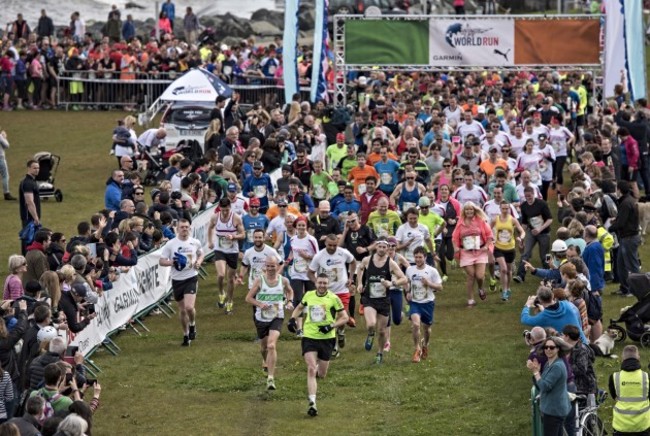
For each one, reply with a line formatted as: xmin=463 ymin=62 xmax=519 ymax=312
xmin=141 ymin=150 xmax=166 ymax=186
xmin=33 ymin=152 xmax=63 ymax=202
xmin=608 ymin=273 xmax=650 ymax=346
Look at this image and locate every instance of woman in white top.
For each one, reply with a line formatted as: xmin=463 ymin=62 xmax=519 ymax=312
xmin=289 ymin=216 xmax=319 ymax=306
xmin=515 ymin=139 xmax=543 ymax=187
xmin=548 ymin=117 xmax=575 ymax=187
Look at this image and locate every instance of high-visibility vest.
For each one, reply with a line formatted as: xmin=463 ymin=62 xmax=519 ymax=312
xmin=613 ymin=369 xmax=650 ymax=432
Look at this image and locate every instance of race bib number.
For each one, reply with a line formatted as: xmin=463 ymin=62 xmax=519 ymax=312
xmin=380 ymin=172 xmax=392 ymax=185
xmin=219 ymin=236 xmax=233 ymax=248
xmin=324 ymin=268 xmax=339 ymax=284
xmin=402 ymin=202 xmax=416 ymax=213
xmin=294 ymin=258 xmax=308 ymax=273
xmin=376 ymin=222 xmax=389 ymax=237
xmin=412 ymin=282 xmax=427 ymax=301
xmin=498 ymin=229 xmax=511 ymax=244
xmin=358 ymin=183 xmax=367 ymax=195
xmin=369 ymin=282 xmax=386 ymax=298
xmin=530 ymin=170 xmax=540 ymax=183
xmin=253 ymin=185 xmax=267 ymax=198
xmin=529 ymin=215 xmax=543 ymax=229
xmin=246 ymin=229 xmax=256 ymax=243
xmin=462 ymin=235 xmax=481 ymax=250
xmin=314 ymin=185 xmax=327 ymax=199
xmin=552 ymin=142 xmax=561 ymax=153
xmin=261 ymin=303 xmax=278 ymax=320
xmin=310 ymin=304 xmax=326 ymax=323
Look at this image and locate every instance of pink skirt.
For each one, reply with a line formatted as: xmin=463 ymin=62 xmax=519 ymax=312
xmin=460 ymin=250 xmax=489 ymax=267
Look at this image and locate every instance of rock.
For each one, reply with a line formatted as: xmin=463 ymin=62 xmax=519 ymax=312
xmin=249 ymin=21 xmax=281 ymax=37
xmin=125 ymin=2 xmax=146 ymax=9
xmin=250 ymin=9 xmax=284 ymax=30
xmin=297 ymin=8 xmax=316 ymax=31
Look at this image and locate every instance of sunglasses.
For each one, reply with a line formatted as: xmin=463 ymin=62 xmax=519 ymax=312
xmin=443 ymin=165 xmax=451 ymax=168
xmin=543 ymin=346 xmax=557 ymax=350
xmin=135 ymin=192 xmax=144 ymax=195
xmin=454 ymin=178 xmax=463 ymax=181
xmin=406 ymin=177 xmax=415 ymax=180
xmin=278 ymin=205 xmax=287 ymax=208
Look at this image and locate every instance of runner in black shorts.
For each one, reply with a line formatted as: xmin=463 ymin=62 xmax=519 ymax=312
xmin=172 ymin=276 xmax=198 ymax=301
xmin=356 ymin=237 xmax=407 ymax=364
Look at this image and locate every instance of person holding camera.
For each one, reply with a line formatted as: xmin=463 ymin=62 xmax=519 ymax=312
xmin=59 ymin=282 xmax=96 ymax=335
xmin=288 ymin=273 xmax=348 ymax=417
xmin=29 ymin=363 xmax=78 ymax=415
xmin=520 ymin=286 xmax=587 ymax=344
xmin=159 ymin=218 xmax=204 ymax=347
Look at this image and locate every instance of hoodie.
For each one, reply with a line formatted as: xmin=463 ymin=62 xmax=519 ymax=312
xmin=521 ymin=300 xmax=588 ymax=344
xmin=24 ymin=242 xmax=48 ymax=284
xmin=104 ymin=177 xmax=122 ymax=212
xmin=609 ymin=358 xmax=649 ymax=401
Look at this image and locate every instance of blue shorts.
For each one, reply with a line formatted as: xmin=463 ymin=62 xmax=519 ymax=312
xmin=409 ymin=301 xmax=435 ymax=326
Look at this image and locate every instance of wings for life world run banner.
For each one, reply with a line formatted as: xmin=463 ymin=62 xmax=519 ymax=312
xmin=429 ymin=19 xmax=515 ymax=67
xmin=70 ymin=205 xmax=216 ymax=356
xmin=344 ymin=17 xmax=600 ymax=67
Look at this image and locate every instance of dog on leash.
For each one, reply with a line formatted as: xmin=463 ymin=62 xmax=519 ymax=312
xmin=589 ymin=329 xmax=618 ymax=358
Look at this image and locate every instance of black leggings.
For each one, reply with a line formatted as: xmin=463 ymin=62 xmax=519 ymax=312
xmin=553 ymin=156 xmax=567 ymax=187
xmin=437 ymin=236 xmax=455 ymax=276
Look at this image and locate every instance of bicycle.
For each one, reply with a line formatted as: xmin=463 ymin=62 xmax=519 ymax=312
xmin=564 ymin=392 xmax=607 ymax=436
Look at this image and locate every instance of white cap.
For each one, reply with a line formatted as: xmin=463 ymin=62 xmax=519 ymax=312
xmin=358 ymin=76 xmax=368 ymax=86
xmin=551 ymin=239 xmax=568 ymax=253
xmin=37 ymin=326 xmax=59 ymax=343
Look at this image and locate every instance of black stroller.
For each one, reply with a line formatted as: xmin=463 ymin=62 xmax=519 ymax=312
xmin=608 ymin=273 xmax=650 ymax=346
xmin=33 ymin=152 xmax=63 ymax=202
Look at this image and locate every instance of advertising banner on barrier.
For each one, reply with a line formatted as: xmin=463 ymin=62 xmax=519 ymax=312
xmin=428 ymin=18 xmax=515 ymax=67
xmin=71 ymin=206 xmax=216 ymax=356
xmin=344 ymin=16 xmax=599 ymax=67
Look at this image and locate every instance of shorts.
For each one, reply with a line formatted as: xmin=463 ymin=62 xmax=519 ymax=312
xmin=409 ymin=301 xmax=435 ymax=326
xmin=493 ymin=248 xmax=516 ymax=264
xmin=172 ymin=276 xmax=198 ymax=301
xmin=214 ymin=250 xmax=238 ymax=270
xmin=255 ymin=318 xmax=283 ymax=339
xmin=335 ymin=292 xmax=350 ymax=312
xmin=459 ymin=250 xmax=489 ymax=268
xmin=360 ymin=294 xmax=390 ymax=317
xmin=587 ymin=291 xmax=603 ymax=322
xmin=302 ymin=337 xmax=336 ymax=361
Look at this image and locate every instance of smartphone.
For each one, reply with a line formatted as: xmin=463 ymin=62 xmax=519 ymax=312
xmin=86 ymin=379 xmax=97 ymax=386
xmin=545 ymin=254 xmax=552 ymax=264
xmin=85 ymin=243 xmax=97 ymax=258
xmin=559 ymin=194 xmax=565 ymax=202
xmin=63 ymin=345 xmax=79 ymax=365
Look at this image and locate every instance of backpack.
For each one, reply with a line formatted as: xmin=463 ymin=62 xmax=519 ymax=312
xmin=18 ymin=389 xmax=61 ymax=423
xmin=602 ymin=194 xmax=618 ymax=219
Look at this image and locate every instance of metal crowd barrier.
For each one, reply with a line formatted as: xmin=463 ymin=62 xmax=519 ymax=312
xmin=56 ymin=71 xmax=315 ymax=110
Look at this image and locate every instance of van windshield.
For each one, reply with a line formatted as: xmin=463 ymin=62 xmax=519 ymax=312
xmin=163 ymin=107 xmax=212 ymax=127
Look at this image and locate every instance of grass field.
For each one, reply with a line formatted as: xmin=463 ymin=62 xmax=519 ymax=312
xmin=0 ymin=111 xmax=649 ymax=435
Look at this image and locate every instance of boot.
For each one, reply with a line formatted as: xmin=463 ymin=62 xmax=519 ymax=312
xmin=4 ymin=193 xmax=17 ymax=201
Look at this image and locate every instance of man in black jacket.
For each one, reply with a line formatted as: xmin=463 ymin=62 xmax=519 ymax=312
xmin=26 ymin=337 xmax=65 ymax=390
xmin=8 ymin=396 xmax=43 ymax=436
xmin=609 ymin=180 xmax=640 ymax=297
xmin=59 ymin=282 xmax=96 ymax=334
xmin=615 ymin=108 xmax=650 ymax=197
xmin=310 ymin=201 xmax=341 ymax=250
xmin=210 ymin=93 xmax=239 ymax=135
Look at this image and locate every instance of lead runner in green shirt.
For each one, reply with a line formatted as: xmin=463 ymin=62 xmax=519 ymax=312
xmin=288 ymin=273 xmax=349 ymax=417
xmin=417 ymin=196 xmax=445 ymax=266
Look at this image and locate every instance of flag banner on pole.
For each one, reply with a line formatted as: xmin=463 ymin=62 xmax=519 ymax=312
xmin=283 ymin=0 xmax=300 ymax=103
xmin=310 ymin=0 xmax=329 ymax=102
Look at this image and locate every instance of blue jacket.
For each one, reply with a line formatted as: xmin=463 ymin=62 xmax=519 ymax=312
xmin=104 ymin=178 xmax=122 ymax=212
xmin=582 ymin=240 xmax=605 ymax=292
xmin=521 ymin=300 xmax=588 ymax=344
xmin=242 ymin=174 xmax=273 ymax=210
xmin=332 ymin=199 xmax=361 ymax=219
xmin=161 ymin=2 xmax=175 ymax=20
xmin=535 ymin=359 xmax=571 ymax=417
xmin=122 ymin=21 xmax=135 ymax=41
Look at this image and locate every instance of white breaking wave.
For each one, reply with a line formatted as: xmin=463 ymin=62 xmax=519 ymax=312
xmin=2 ymin=0 xmax=275 ymax=29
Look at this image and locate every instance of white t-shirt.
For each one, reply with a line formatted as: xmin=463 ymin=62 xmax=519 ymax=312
xmin=549 ymin=126 xmax=574 ymax=157
xmin=537 ymin=144 xmax=556 ymax=182
xmin=309 ymin=247 xmax=355 ymax=294
xmin=515 ymin=152 xmax=543 ymax=186
xmin=515 ymin=183 xmax=542 ymax=202
xmin=161 ymin=236 xmax=203 ymax=281
xmin=406 ymin=264 xmax=441 ymax=303
xmin=242 ymin=245 xmax=284 ymax=289
xmin=443 ymin=106 xmax=462 ymax=125
xmin=267 ymin=215 xmax=289 ymax=239
xmin=396 ymin=223 xmax=431 ymax=263
xmin=452 ymin=185 xmax=488 ymax=207
xmin=457 ymin=121 xmax=486 ymax=141
xmin=508 ymin=134 xmax=528 ymax=156
xmin=289 ymin=234 xmax=319 ymax=280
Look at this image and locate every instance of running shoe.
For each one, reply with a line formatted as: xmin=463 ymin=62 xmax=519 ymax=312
xmin=225 ymin=302 xmax=233 ymax=315
xmin=412 ymin=348 xmax=421 ymax=363
xmin=383 ymin=341 xmax=391 ymax=353
xmin=332 ymin=347 xmax=341 ymax=359
xmin=217 ymin=294 xmax=226 ymax=308
xmin=501 ymin=290 xmax=508 ymax=301
xmin=347 ymin=317 xmax=356 ymax=328
xmin=505 ymin=289 xmax=512 ymax=300
xmin=266 ymin=378 xmax=276 ymax=391
xmin=296 ymin=329 xmax=303 ymax=338
xmin=307 ymin=401 xmax=318 ymax=417
xmin=359 ymin=304 xmax=365 ymax=315
xmin=421 ymin=346 xmax=429 ymax=360
xmin=489 ymin=278 xmax=497 ymax=292
xmin=189 ymin=325 xmax=196 ymax=340
xmin=364 ymin=333 xmax=375 ymax=351
xmin=442 ymin=275 xmax=448 ymax=283
xmin=181 ymin=335 xmax=190 ymax=347
xmin=478 ymin=288 xmax=487 ymax=301
xmin=338 ymin=331 xmax=346 ymax=349
xmin=513 ymin=275 xmax=523 ymax=284
xmin=375 ymin=353 xmax=383 ymax=364
xmin=467 ymin=299 xmax=477 ymax=307
xmin=451 ymin=259 xmax=457 ymax=269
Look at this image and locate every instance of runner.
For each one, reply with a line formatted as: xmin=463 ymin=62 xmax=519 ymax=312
xmin=288 ymin=216 xmax=319 ymax=332
xmin=356 ymin=237 xmax=408 ymax=364
xmin=208 ymin=197 xmax=245 ymax=314
xmin=395 ymin=207 xmax=434 ymax=265
xmin=245 ymin=256 xmax=294 ymax=391
xmin=288 ymin=273 xmax=349 ymax=417
xmin=241 ymin=198 xmax=269 ymax=252
xmin=238 ymin=229 xmax=284 ymax=288
xmin=491 ymin=201 xmax=525 ymax=301
xmin=159 ymin=218 xmax=204 ymax=346
xmin=384 ymin=236 xmax=411 ymax=353
xmin=405 ymin=246 xmax=442 ymax=363
xmin=308 ymin=234 xmax=356 ymax=357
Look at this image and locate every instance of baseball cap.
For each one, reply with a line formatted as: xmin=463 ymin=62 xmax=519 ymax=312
xmin=386 ymin=236 xmax=398 ymax=246
xmin=253 ymin=161 xmax=264 ymax=169
xmin=489 ymin=145 xmax=499 ymax=152
xmin=418 ymin=196 xmax=431 ymax=207
xmin=277 ymin=198 xmax=288 ymax=206
xmin=227 ymin=183 xmax=237 ymax=192
xmin=249 ymin=198 xmax=260 ymax=207
xmin=71 ymin=282 xmax=89 ymax=298
xmin=551 ymin=240 xmax=568 ymax=253
xmin=37 ymin=326 xmax=59 ymax=343
xmin=336 ymin=132 xmax=345 ymax=141
xmin=277 ymin=128 xmax=290 ymax=139
xmin=358 ymin=76 xmax=368 ymax=86
xmin=538 ymin=133 xmax=547 ymax=140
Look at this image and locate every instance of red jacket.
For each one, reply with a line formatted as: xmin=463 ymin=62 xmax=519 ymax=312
xmin=359 ymin=190 xmax=388 ymax=225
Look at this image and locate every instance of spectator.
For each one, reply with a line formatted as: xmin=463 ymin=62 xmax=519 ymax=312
xmin=183 ymin=7 xmax=200 ymax=45
xmin=3 ymin=255 xmax=27 ymax=300
xmin=46 ymin=233 xmax=66 ymax=271
xmin=0 ymin=128 xmax=16 ymax=201
xmin=520 ymin=286 xmax=587 ymax=343
xmin=104 ymin=170 xmax=124 ymax=212
xmin=36 ymin=10 xmax=54 ymax=38
xmin=0 ymin=299 xmax=28 ymax=386
xmin=561 ymin=325 xmax=597 ymax=395
xmin=27 ymin=337 xmax=66 ymax=391
xmin=609 ymin=180 xmax=641 ymax=297
xmin=122 ymin=14 xmax=135 ymax=41
xmin=59 ymin=282 xmax=95 ymax=334
xmin=161 ymin=0 xmax=176 ymax=30
xmin=7 ymin=395 xmax=43 ymax=436
xmin=608 ymin=345 xmax=650 ymax=435
xmin=24 ymin=230 xmax=51 ymax=284
xmin=55 ymin=413 xmax=88 ymax=436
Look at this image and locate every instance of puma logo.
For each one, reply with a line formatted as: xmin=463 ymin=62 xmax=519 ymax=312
xmin=494 ymin=49 xmax=511 ymax=62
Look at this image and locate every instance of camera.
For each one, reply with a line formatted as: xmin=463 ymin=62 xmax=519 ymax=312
xmin=86 ymin=304 xmax=96 ymax=315
xmin=523 ymin=330 xmax=531 ymax=340
xmin=171 ymin=191 xmax=182 ymax=201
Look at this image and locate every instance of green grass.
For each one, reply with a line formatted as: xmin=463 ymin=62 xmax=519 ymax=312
xmin=0 ymin=111 xmax=649 ymax=435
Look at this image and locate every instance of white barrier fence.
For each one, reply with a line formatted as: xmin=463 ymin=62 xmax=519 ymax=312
xmin=71 ymin=205 xmax=216 ymax=356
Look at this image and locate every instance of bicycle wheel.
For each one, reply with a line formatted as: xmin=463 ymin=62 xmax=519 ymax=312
xmin=580 ymin=411 xmax=605 ymax=436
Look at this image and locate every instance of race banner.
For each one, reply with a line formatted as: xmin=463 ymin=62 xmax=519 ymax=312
xmin=344 ymin=16 xmax=599 ymax=67
xmin=71 ymin=205 xmax=216 ymax=356
xmin=429 ymin=18 xmax=515 ymax=67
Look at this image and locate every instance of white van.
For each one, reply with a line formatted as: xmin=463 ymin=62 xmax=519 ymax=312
xmin=161 ymin=102 xmax=214 ymax=151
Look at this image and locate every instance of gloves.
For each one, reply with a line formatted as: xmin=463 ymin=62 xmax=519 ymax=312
xmin=287 ymin=318 xmax=298 ymax=334
xmin=318 ymin=324 xmax=334 ymax=334
xmin=173 ymin=250 xmax=188 ymax=272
